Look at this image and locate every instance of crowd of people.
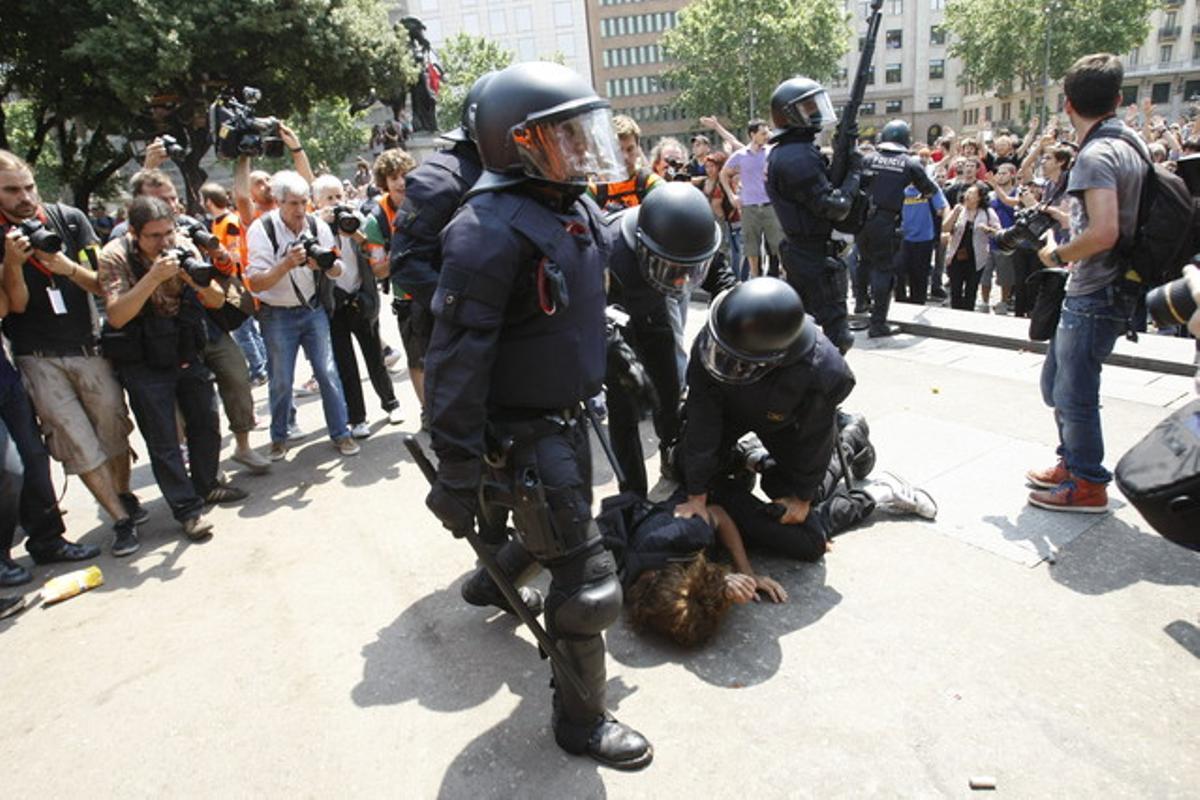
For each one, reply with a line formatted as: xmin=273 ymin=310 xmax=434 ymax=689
xmin=2 ymin=50 xmax=1197 ymax=770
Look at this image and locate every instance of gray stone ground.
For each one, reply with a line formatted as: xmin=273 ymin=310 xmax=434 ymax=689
xmin=2 ymin=309 xmax=1197 ymax=799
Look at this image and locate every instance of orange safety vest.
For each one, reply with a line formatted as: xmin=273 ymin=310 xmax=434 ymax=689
xmin=589 ymin=169 xmax=659 ymax=212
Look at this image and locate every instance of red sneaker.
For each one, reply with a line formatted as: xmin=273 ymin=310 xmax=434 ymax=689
xmin=1026 ymin=459 xmax=1070 ymax=489
xmin=1028 ymin=477 xmax=1109 ymax=514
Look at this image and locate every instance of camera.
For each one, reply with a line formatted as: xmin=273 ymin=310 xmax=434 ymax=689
xmin=1147 ymin=274 xmax=1198 ymax=329
xmin=209 ymin=87 xmax=284 ymax=160
xmin=664 ymin=157 xmax=691 ymax=182
xmin=17 ymin=219 xmax=63 ymax=253
xmin=164 ymin=246 xmax=214 ymax=287
xmin=330 ymin=204 xmax=361 ymax=234
xmin=159 ymin=135 xmax=188 ymax=160
xmin=994 ymin=206 xmax=1056 ymax=253
xmin=178 ymin=215 xmax=219 ymax=251
xmin=294 ymin=233 xmax=338 ymax=272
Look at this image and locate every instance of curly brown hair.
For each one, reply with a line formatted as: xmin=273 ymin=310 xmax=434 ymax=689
xmin=372 ymin=148 xmax=417 ymax=191
xmin=626 ymin=553 xmax=732 ymax=647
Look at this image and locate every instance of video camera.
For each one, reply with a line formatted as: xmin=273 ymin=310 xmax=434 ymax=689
xmin=330 ymin=204 xmax=361 ymax=234
xmin=164 ymin=246 xmax=214 ymax=287
xmin=210 ymin=87 xmax=284 ymax=160
xmin=663 ymin=157 xmax=692 ymax=182
xmin=17 ymin=219 xmax=63 ymax=253
xmin=294 ymin=233 xmax=338 ymax=272
xmin=994 ymin=206 xmax=1056 ymax=253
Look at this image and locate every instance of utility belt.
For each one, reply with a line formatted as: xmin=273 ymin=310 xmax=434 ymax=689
xmin=18 ymin=343 xmax=100 ymax=359
xmin=484 ymin=405 xmax=582 ymax=468
xmin=788 ymin=237 xmax=844 ymax=259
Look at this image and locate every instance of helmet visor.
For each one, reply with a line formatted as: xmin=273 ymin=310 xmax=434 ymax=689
xmin=789 ymin=91 xmax=836 ymax=129
xmin=638 ymin=247 xmax=711 ymax=298
xmin=697 ymin=327 xmax=780 ymax=385
xmin=514 ymin=107 xmax=625 ymax=185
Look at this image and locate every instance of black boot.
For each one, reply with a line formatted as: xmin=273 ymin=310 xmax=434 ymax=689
xmin=461 ymin=540 xmax=544 ymax=616
xmin=838 ymin=412 xmax=876 ymax=481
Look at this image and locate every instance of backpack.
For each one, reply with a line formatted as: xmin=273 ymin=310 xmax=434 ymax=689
xmin=1083 ymin=124 xmax=1200 ymax=290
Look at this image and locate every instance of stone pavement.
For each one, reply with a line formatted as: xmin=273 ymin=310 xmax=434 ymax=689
xmin=2 ymin=311 xmax=1197 ymax=798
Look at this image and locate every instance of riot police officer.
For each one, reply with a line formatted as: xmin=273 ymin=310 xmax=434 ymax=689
xmin=672 ymin=278 xmax=858 ymax=547
xmin=856 ymin=119 xmax=938 ymax=337
xmin=389 ymin=72 xmax=491 ymax=412
xmin=606 ymin=182 xmax=721 ymax=494
xmin=765 ymin=77 xmax=863 ymax=354
xmin=421 ymin=62 xmax=653 ymax=770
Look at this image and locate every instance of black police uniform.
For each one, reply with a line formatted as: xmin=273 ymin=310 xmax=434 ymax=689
xmin=857 ymin=144 xmax=938 ymax=333
xmin=423 ymin=184 xmax=629 ymax=753
xmin=766 ymin=131 xmax=860 ymax=352
xmin=604 ymin=232 xmax=682 ymax=495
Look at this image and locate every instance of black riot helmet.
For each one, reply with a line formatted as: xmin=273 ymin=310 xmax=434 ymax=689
xmin=878 ymin=119 xmax=912 ymax=151
xmin=443 ymin=71 xmax=496 ymax=143
xmin=619 ymin=182 xmax=721 ymax=297
xmin=697 ymin=277 xmax=816 ymax=384
xmin=471 ymin=62 xmax=624 ymax=195
xmin=770 ymin=77 xmax=836 ymax=135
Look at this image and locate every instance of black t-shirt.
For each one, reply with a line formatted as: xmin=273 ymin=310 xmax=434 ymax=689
xmin=1 ymin=204 xmax=100 ymax=355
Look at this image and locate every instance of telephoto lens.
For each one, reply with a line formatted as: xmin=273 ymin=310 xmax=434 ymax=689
xmin=332 ymin=205 xmax=361 ymax=234
xmin=1146 ymin=275 xmax=1198 ymax=328
xmin=181 ymin=218 xmax=219 ymax=251
xmin=165 ymin=247 xmax=214 ymax=287
xmin=18 ymin=220 xmax=63 ymax=253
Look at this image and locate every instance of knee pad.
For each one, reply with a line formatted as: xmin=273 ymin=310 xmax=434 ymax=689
xmin=546 ymin=548 xmax=622 ymax=639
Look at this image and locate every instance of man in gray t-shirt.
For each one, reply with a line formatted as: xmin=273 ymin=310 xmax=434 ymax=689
xmin=1028 ymin=53 xmax=1143 ymax=514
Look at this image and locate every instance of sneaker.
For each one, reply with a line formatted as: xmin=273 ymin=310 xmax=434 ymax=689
xmin=333 ymin=437 xmax=361 ymax=457
xmin=975 ymin=303 xmax=990 ymax=313
xmin=351 ymin=421 xmax=372 ymax=439
xmin=269 ymin=441 xmax=289 ymax=462
xmin=205 ymin=484 xmax=248 ymax=505
xmin=111 ymin=518 xmax=140 ymax=557
xmin=232 ymin=448 xmax=272 ymax=474
xmin=387 ymin=407 xmax=405 ymax=425
xmin=874 ymin=471 xmax=938 ymax=520
xmin=0 ymin=595 xmax=27 ymax=620
xmin=993 ymin=301 xmax=1010 ymax=315
xmin=294 ymin=377 xmax=319 ymax=397
xmin=181 ymin=515 xmax=214 ymax=541
xmin=383 ymin=346 xmax=403 ymax=370
xmin=1026 ymin=460 xmax=1069 ymax=489
xmin=119 ymin=493 xmax=150 ymax=525
xmin=0 ymin=556 xmax=32 ymax=588
xmin=1028 ymin=478 xmax=1109 ymax=513
xmin=287 ymin=421 xmax=306 ymax=442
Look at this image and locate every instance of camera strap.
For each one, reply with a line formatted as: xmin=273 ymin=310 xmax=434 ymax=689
xmin=265 ymin=213 xmax=319 ymax=309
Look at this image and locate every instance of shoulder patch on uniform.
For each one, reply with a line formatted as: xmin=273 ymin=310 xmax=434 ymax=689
xmin=766 ymin=411 xmax=786 ymax=422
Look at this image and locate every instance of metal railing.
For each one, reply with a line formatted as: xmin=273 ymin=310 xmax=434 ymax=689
xmin=1160 ymin=25 xmax=1182 ymax=40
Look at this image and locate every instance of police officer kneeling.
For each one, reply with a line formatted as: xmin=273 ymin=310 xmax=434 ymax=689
xmin=422 ymin=62 xmax=653 ymax=770
xmin=673 ymin=278 xmax=855 ymax=539
xmin=765 ymin=78 xmax=863 ymax=354
xmin=857 ymin=119 xmax=938 ymax=338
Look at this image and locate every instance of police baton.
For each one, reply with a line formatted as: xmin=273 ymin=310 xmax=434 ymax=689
xmin=403 ymin=435 xmax=591 ymax=701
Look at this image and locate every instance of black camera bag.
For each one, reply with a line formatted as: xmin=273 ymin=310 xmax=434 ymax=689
xmin=1025 ymin=267 xmax=1069 ymax=341
xmin=1115 ymin=399 xmax=1200 ymax=551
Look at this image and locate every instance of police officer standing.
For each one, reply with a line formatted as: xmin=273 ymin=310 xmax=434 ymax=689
xmin=765 ymin=77 xmax=863 ymax=354
xmin=421 ymin=62 xmax=653 ymax=770
xmin=606 ymin=182 xmax=721 ymax=494
xmin=856 ymin=119 xmax=938 ymax=337
xmin=389 ymin=73 xmax=490 ymax=416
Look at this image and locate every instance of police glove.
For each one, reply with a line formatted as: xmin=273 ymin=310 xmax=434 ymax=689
xmin=734 ymin=433 xmax=777 ymax=474
xmin=606 ymin=323 xmax=660 ymax=417
xmin=426 ymin=459 xmax=481 ymax=537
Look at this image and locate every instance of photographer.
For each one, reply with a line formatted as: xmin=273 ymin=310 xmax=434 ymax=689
xmin=99 ymin=196 xmax=244 ymax=551
xmin=312 ymin=174 xmax=401 ymax=437
xmin=109 ymin=169 xmax=182 ymax=240
xmin=0 ymin=149 xmax=147 ymax=558
xmin=244 ymin=170 xmax=358 ymax=460
xmin=1028 ymin=53 xmax=1146 ymax=514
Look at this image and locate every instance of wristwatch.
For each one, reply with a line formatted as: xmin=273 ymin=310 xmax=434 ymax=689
xmin=1049 ymin=247 xmax=1066 ymax=267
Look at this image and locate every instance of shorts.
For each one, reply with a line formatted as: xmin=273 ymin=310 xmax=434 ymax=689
xmin=991 ymin=249 xmax=1017 ymax=288
xmin=740 ymin=204 xmax=786 ymax=262
xmin=396 ymin=299 xmax=433 ymax=369
xmin=16 ymin=354 xmax=133 ymax=475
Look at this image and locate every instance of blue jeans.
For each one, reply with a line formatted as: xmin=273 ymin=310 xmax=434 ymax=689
xmin=232 ymin=317 xmax=268 ymax=380
xmin=1039 ymin=287 xmax=1127 ymax=484
xmin=0 ymin=377 xmax=66 ymax=554
xmin=257 ymin=304 xmax=349 ymax=443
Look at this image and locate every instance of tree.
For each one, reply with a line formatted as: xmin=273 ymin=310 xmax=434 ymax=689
xmin=0 ymin=0 xmax=415 ymax=211
xmin=434 ymin=34 xmax=514 ymax=133
xmin=257 ymin=99 xmax=370 ymax=178
xmin=945 ymin=0 xmax=1155 ymax=117
xmin=663 ymin=0 xmax=852 ymax=130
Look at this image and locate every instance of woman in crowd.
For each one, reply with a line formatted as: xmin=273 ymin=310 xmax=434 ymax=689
xmin=942 ymin=184 xmax=1000 ymax=311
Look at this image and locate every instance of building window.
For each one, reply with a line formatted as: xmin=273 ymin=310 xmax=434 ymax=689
xmin=554 ymin=1 xmax=573 ymax=27
xmin=462 ymin=12 xmax=480 ymax=34
xmin=1120 ymin=85 xmax=1137 ymax=105
xmin=1193 ymin=39 xmax=1200 ymax=60
xmin=930 ymin=25 xmax=945 ymax=46
xmin=861 ymin=102 xmax=876 ymax=115
xmin=1165 ymin=10 xmax=1177 ymax=28
xmin=832 ymin=67 xmax=850 ymax=88
xmin=889 ymin=0 xmax=902 ymax=14
xmin=886 ymin=99 xmax=903 ymax=113
xmin=1160 ymin=44 xmax=1173 ymax=63
xmin=489 ymin=8 xmax=507 ymax=34
xmin=517 ymin=36 xmax=536 ymax=61
xmin=886 ymin=63 xmax=902 ymax=83
xmin=1185 ymin=80 xmax=1200 ymax=101
xmin=984 ymin=105 xmax=993 ymax=122
xmin=1152 ymin=82 xmax=1171 ymax=104
xmin=1001 ymin=101 xmax=1011 ymax=120
xmin=886 ymin=29 xmax=902 ymax=49
xmin=928 ymin=95 xmax=943 ymax=110
xmin=931 ymin=0 xmax=945 ymax=9
xmin=1128 ymin=47 xmax=1139 ymax=66
xmin=514 ymin=7 xmax=533 ymax=32
xmin=866 ymin=66 xmax=875 ymax=85
xmin=929 ymin=59 xmax=945 ymax=80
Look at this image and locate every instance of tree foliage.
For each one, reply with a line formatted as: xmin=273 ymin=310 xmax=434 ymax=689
xmin=945 ymin=0 xmax=1155 ymax=111
xmin=0 ymin=0 xmax=414 ymax=210
xmin=434 ymin=34 xmax=515 ymax=133
xmin=663 ymin=0 xmax=851 ymax=129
